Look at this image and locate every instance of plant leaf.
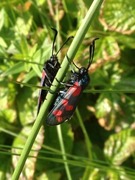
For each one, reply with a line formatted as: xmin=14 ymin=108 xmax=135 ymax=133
xmin=99 ymin=0 xmax=135 ymax=34
xmin=104 ymin=128 xmax=135 ymax=165
xmin=2 ymin=62 xmax=25 ymax=77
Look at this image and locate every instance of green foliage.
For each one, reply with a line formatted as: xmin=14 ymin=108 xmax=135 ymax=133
xmin=0 ymin=0 xmax=135 ymax=179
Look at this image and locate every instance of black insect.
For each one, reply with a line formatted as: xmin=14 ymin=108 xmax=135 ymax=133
xmin=46 ymin=38 xmax=98 ymax=125
xmin=37 ymin=28 xmax=73 ymax=114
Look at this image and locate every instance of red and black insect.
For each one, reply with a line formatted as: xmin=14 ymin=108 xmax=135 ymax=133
xmin=37 ymin=28 xmax=73 ymax=114
xmin=46 ymin=38 xmax=98 ymax=126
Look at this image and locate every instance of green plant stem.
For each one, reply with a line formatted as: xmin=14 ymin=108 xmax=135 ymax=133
xmin=76 ymin=108 xmax=93 ymax=159
xmin=57 ymin=126 xmax=72 ymax=180
xmin=11 ymin=1 xmax=103 ymax=179
xmin=76 ymin=108 xmax=93 ymax=179
xmin=56 ymin=6 xmax=72 ymax=180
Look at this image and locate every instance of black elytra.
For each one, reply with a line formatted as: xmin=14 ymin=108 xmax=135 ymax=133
xmin=46 ymin=38 xmax=98 ymax=126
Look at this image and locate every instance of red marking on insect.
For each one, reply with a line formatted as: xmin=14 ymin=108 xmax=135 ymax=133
xmin=53 ymin=110 xmax=63 ymax=122
xmin=61 ymin=99 xmax=68 ymax=106
xmin=42 ymin=71 xmax=46 ymax=78
xmin=66 ymin=105 xmax=74 ymax=111
xmin=53 ymin=109 xmax=62 ymax=116
xmin=57 ymin=116 xmax=63 ymax=122
xmin=61 ymin=99 xmax=74 ymax=110
xmin=72 ymin=83 xmax=82 ymax=96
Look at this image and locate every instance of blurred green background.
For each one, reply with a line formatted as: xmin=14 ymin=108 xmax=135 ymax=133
xmin=0 ymin=0 xmax=135 ymax=179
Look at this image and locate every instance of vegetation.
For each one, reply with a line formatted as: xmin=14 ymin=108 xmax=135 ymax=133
xmin=0 ymin=0 xmax=135 ymax=179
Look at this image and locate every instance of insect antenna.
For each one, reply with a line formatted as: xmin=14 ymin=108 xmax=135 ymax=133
xmin=56 ymin=36 xmax=74 ymax=55
xmin=87 ymin=37 xmax=99 ymax=70
xmin=66 ymin=55 xmax=80 ymax=72
xmin=51 ymin=28 xmax=58 ymax=56
xmin=72 ymin=60 xmax=80 ymax=70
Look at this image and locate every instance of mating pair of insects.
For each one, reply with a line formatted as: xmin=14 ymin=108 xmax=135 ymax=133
xmin=37 ymin=28 xmax=98 ymax=126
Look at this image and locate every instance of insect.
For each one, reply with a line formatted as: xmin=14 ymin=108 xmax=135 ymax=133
xmin=46 ymin=38 xmax=98 ymax=126
xmin=37 ymin=28 xmax=73 ymax=114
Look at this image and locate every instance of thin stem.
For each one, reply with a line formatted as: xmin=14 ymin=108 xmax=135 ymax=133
xmin=76 ymin=108 xmax=93 ymax=159
xmin=76 ymin=108 xmax=93 ymax=179
xmin=57 ymin=126 xmax=72 ymax=180
xmin=56 ymin=5 xmax=72 ymax=180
